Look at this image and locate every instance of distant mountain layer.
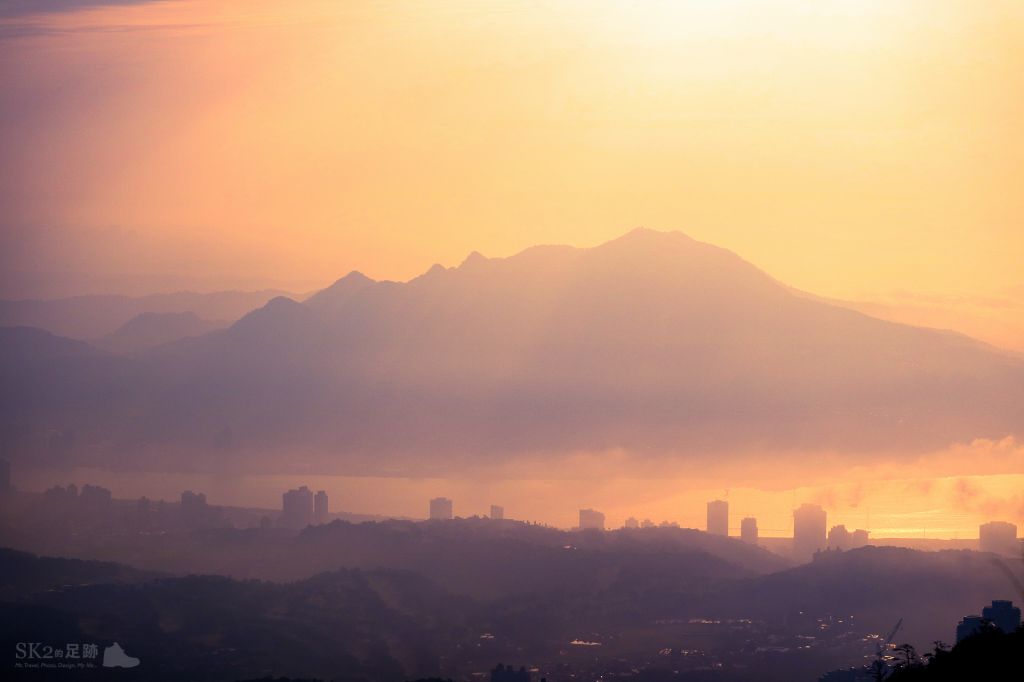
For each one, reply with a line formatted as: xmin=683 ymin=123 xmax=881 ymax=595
xmin=0 ymin=289 xmax=290 ymax=340
xmin=1 ymin=229 xmax=1022 ymax=469
xmin=97 ymin=311 xmax=225 ymax=354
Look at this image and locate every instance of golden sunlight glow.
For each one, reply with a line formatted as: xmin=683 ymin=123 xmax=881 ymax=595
xmin=1 ymin=1 xmax=1022 ymax=538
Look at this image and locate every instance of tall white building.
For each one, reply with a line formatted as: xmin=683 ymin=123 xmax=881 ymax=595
xmin=282 ymin=486 xmax=314 ymax=528
xmin=579 ymin=508 xmax=605 ymax=531
xmin=314 ymin=490 xmax=329 ymax=525
xmin=740 ymin=517 xmax=758 ymax=544
xmin=793 ymin=503 xmax=827 ymax=561
xmin=707 ymin=500 xmax=728 ymax=536
xmin=979 ymin=521 xmax=1018 ymax=555
xmin=429 ymin=496 xmax=453 ymax=520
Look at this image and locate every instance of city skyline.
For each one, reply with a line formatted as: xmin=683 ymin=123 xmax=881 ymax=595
xmin=7 ymin=463 xmax=1020 ymax=549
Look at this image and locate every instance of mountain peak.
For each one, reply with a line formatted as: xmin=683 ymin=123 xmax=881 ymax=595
xmin=611 ymin=226 xmax=697 ymax=245
xmin=229 ymin=296 xmax=311 ymax=333
xmin=305 ymin=271 xmax=376 ymax=313
xmin=412 ymin=263 xmax=449 ymax=283
xmin=459 ymin=250 xmax=488 ymax=269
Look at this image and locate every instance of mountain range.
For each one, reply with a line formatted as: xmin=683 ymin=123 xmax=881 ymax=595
xmin=1 ymin=228 xmax=1022 ymax=471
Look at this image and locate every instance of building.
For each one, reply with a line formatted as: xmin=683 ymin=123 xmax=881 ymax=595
xmin=828 ymin=524 xmax=850 ymax=549
xmin=79 ymin=484 xmax=112 ymax=508
xmin=490 ymin=504 xmax=504 ymax=520
xmin=979 ymin=521 xmax=1018 ymax=555
xmin=579 ymin=508 xmax=605 ymax=531
xmin=956 ymin=614 xmax=987 ymax=643
xmin=180 ymin=490 xmax=207 ymax=525
xmin=982 ymin=600 xmax=1021 ymax=634
xmin=793 ymin=503 xmax=827 ymax=560
xmin=314 ymin=490 xmax=329 ymax=524
xmin=490 ymin=664 xmax=530 ymax=682
xmin=640 ymin=518 xmax=655 ymax=528
xmin=44 ymin=484 xmax=80 ymax=506
xmin=429 ymin=496 xmax=453 ymax=520
xmin=179 ymin=489 xmax=224 ymax=528
xmin=181 ymin=490 xmax=207 ymax=509
xmin=624 ymin=516 xmax=639 ymax=529
xmin=850 ymin=528 xmax=870 ymax=547
xmin=707 ymin=499 xmax=728 ymax=536
xmin=282 ymin=485 xmax=314 ymax=528
xmin=740 ymin=517 xmax=758 ymax=544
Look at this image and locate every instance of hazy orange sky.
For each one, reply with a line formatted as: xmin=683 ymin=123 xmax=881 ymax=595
xmin=1 ymin=0 xmax=1022 ymax=351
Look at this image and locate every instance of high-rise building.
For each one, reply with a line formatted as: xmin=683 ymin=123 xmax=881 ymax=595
xmin=429 ymin=496 xmax=453 ymax=520
xmin=640 ymin=518 xmax=655 ymax=528
xmin=707 ymin=500 xmax=728 ymax=536
xmin=490 ymin=664 xmax=530 ymax=682
xmin=828 ymin=524 xmax=851 ymax=549
xmin=740 ymin=517 xmax=758 ymax=544
xmin=79 ymin=484 xmax=112 ymax=508
xmin=850 ymin=529 xmax=870 ymax=548
xmin=579 ymin=508 xmax=605 ymax=531
xmin=982 ymin=600 xmax=1021 ymax=634
xmin=793 ymin=503 xmax=827 ymax=560
xmin=314 ymin=490 xmax=329 ymax=524
xmin=979 ymin=521 xmax=1018 ymax=555
xmin=955 ymin=600 xmax=1020 ymax=643
xmin=624 ymin=516 xmax=639 ymax=529
xmin=179 ymin=489 xmax=223 ymax=528
xmin=180 ymin=490 xmax=207 ymax=526
xmin=489 ymin=504 xmax=504 ymax=520
xmin=282 ymin=486 xmax=314 ymax=528
xmin=956 ymin=615 xmax=986 ymax=643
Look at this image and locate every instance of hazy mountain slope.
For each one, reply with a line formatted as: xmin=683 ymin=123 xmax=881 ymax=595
xmin=45 ymin=519 xmax=778 ymax=597
xmin=696 ymin=546 xmax=1019 ymax=646
xmin=0 ymin=289 xmax=291 ymax=340
xmin=97 ymin=311 xmax=225 ymax=353
xmin=2 ymin=229 xmax=1023 ymax=469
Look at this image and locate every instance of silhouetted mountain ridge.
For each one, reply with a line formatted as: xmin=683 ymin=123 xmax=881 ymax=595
xmin=2 ymin=229 xmax=1022 ymax=468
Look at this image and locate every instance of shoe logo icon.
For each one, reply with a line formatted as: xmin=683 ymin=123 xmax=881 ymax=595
xmin=102 ymin=642 xmax=140 ymax=668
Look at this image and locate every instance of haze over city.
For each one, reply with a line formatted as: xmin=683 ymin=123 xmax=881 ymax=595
xmin=1 ymin=1 xmax=1022 ymax=681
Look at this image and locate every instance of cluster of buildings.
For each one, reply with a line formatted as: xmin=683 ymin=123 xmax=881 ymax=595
xmin=706 ymin=499 xmax=871 ymax=560
xmin=281 ymin=486 xmax=330 ymax=528
xmin=426 ymin=497 xmax=507 ymax=521
xmin=43 ymin=483 xmax=113 ymax=509
xmin=571 ymin=499 xmax=874 ymax=561
xmin=956 ymin=600 xmax=1021 ymax=643
xmin=592 ymin=500 xmax=1022 ymax=561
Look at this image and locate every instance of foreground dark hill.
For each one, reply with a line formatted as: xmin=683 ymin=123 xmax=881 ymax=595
xmin=1 ymin=541 xmax=1017 ymax=682
xmin=0 ymin=547 xmax=161 ymax=600
xmin=0 ymin=548 xmax=463 ymax=682
xmin=3 ymin=229 xmax=1023 ymax=469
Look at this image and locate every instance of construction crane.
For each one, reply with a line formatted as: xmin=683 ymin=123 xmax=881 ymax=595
xmin=870 ymin=618 xmax=903 ymax=682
